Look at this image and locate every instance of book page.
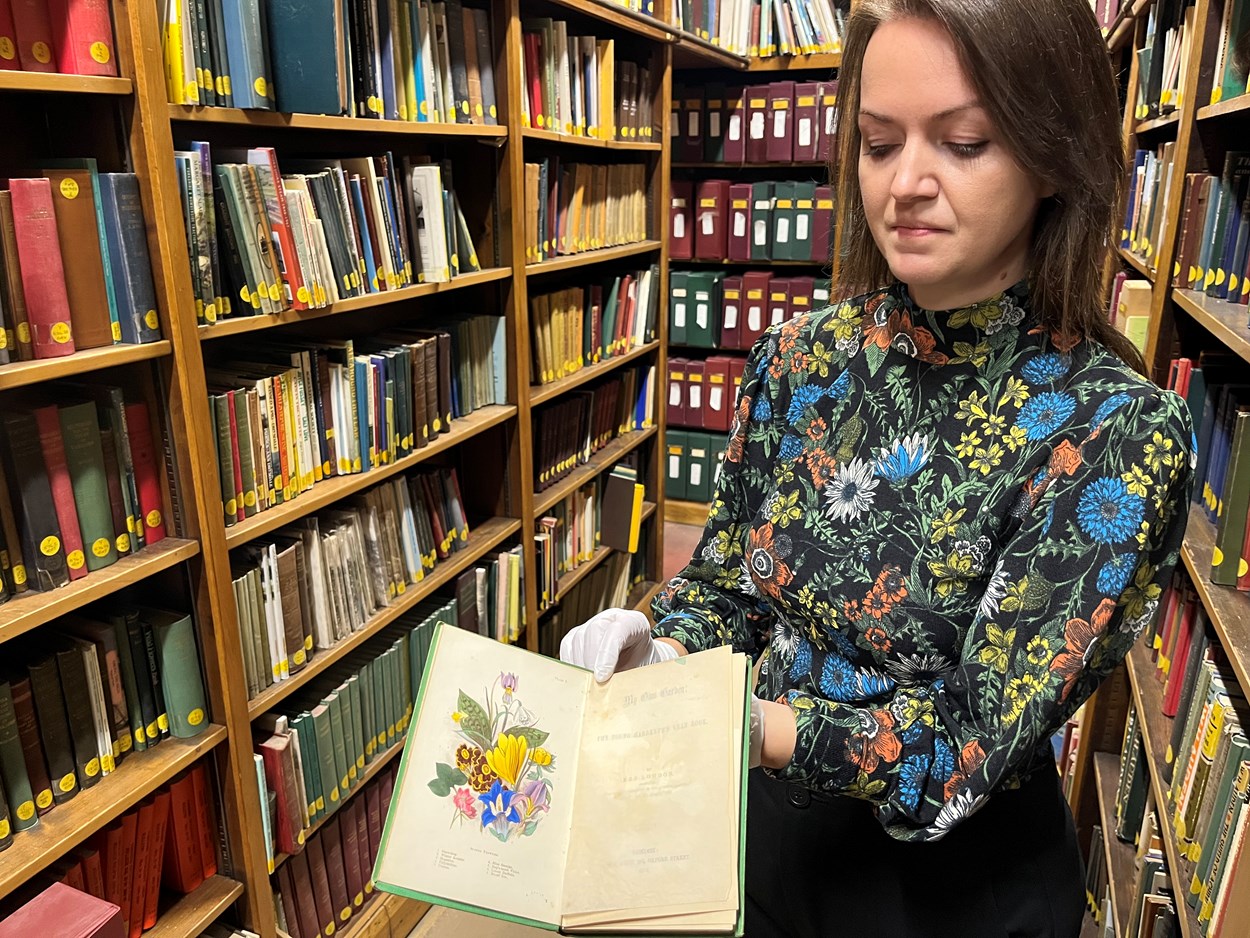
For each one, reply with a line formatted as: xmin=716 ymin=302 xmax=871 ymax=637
xmin=374 ymin=625 xmax=590 ymax=927
xmin=562 ymin=646 xmax=744 ymax=922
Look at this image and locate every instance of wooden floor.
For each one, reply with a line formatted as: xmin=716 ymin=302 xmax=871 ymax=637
xmin=407 ymin=905 xmax=546 ymax=936
xmin=664 ymin=521 xmax=703 ymax=580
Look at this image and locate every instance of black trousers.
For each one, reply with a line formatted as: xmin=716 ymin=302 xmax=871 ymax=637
xmin=744 ymin=766 xmax=1084 ymax=938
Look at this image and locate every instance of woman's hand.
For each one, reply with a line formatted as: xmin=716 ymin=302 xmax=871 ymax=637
xmin=559 ymin=608 xmax=684 ymax=682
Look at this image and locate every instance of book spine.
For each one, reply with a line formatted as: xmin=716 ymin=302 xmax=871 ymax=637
xmin=27 ymin=654 xmax=79 ymax=804
xmin=124 ymin=402 xmax=168 ymax=544
xmin=8 ymin=178 xmax=74 ymax=358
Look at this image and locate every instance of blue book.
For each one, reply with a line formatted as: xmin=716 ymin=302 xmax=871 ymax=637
xmin=1122 ymin=151 xmax=1146 ymax=250
xmin=97 ymin=175 xmax=162 ymax=344
xmin=409 ymin=0 xmax=429 ymax=122
xmin=490 ymin=316 xmax=506 ymax=405
xmin=262 ymin=0 xmax=343 ymax=115
xmin=222 ymin=0 xmax=274 ymax=110
xmin=379 ymin=0 xmax=398 ymax=120
xmin=379 ymin=175 xmax=407 ymax=284
xmin=349 ymin=177 xmax=380 ymax=294
xmin=355 ymin=357 xmax=372 ymax=471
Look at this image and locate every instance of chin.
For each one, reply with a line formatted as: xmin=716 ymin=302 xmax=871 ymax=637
xmin=884 ymin=254 xmax=953 ymax=290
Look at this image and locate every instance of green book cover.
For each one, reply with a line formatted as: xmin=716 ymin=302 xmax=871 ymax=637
xmin=291 ymin=712 xmax=324 ymax=823
xmin=793 ymin=182 xmax=816 ymax=262
xmin=334 ymin=681 xmax=360 ymax=791
xmin=1213 ymin=411 xmax=1250 ymax=584
xmin=0 ymin=681 xmax=38 ymax=832
xmin=323 ymin=691 xmax=351 ymax=805
xmin=669 ymin=270 xmax=689 ymax=346
xmin=772 ymin=181 xmax=798 ymax=262
xmin=310 ymin=702 xmax=341 ymax=809
xmin=145 ymin=608 xmax=209 ymax=739
xmin=57 ymin=401 xmax=119 ymax=572
xmin=232 ymin=389 xmax=257 ymax=518
xmin=750 ymin=181 xmax=774 ymax=262
xmin=345 ymin=674 xmax=366 ymax=780
xmin=358 ymin=658 xmax=377 ymax=764
xmin=108 ymin=613 xmax=148 ymax=752
xmin=601 ymin=276 xmax=621 ymax=360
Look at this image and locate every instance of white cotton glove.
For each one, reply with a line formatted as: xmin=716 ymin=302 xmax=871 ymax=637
xmin=559 ymin=608 xmax=679 ymax=683
xmin=749 ymin=696 xmax=766 ymax=770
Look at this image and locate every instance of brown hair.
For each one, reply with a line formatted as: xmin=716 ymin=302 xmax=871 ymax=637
xmin=831 ymin=0 xmax=1147 ymax=373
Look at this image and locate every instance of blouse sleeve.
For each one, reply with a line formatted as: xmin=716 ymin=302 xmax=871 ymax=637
xmin=769 ymin=390 xmax=1195 ymax=841
xmin=651 ymin=334 xmax=782 ymax=656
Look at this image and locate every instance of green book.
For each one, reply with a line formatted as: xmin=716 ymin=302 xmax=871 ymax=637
xmin=232 ymin=390 xmax=258 ymax=518
xmin=344 ymin=674 xmax=365 ymax=781
xmin=666 ymin=430 xmax=689 ymax=501
xmin=291 ymin=712 xmax=323 ymax=823
xmin=144 ymin=608 xmax=209 ymax=738
xmin=601 ymin=276 xmax=621 ymax=360
xmin=772 ymin=182 xmax=798 ymax=262
xmin=309 ymin=702 xmax=341 ymax=809
xmin=792 ymin=182 xmax=816 ymax=262
xmin=687 ymin=433 xmax=714 ymax=504
xmin=357 ymin=658 xmax=377 ymax=764
xmin=108 ymin=613 xmax=148 ymax=753
xmin=322 ymin=691 xmax=351 ymax=802
xmin=57 ymin=402 xmax=118 ymax=572
xmin=669 ymin=271 xmax=689 ymax=346
xmin=750 ymin=182 xmax=775 ymax=262
xmin=0 ymin=681 xmax=38 ymax=832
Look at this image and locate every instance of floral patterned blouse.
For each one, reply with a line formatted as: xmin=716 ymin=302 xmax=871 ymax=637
xmin=652 ymin=279 xmax=1195 ymax=842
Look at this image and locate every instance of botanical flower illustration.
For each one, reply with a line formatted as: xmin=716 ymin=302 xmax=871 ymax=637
xmin=430 ymin=672 xmax=555 ymax=841
xmin=824 ymin=457 xmax=879 ymax=522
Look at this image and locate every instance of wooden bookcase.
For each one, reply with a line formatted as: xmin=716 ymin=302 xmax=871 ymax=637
xmin=0 ymin=0 xmax=674 ymax=935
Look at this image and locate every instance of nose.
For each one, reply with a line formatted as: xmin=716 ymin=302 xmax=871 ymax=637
xmin=889 ymin=139 xmax=940 ymax=204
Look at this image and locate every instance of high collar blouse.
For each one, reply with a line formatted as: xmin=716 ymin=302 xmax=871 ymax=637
xmin=653 ymin=279 xmax=1195 ymax=842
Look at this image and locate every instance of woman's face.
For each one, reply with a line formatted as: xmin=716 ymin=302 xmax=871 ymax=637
xmin=857 ymin=17 xmax=1048 ymax=310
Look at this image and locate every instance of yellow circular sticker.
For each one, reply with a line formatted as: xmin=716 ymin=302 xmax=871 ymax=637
xmin=146 ymin=509 xmax=162 ymax=529
xmin=92 ymin=537 xmax=111 ymax=558
xmin=268 ymin=283 xmax=281 ymax=302
xmin=59 ymin=178 xmax=80 ymax=200
xmin=326 ymin=925 xmax=335 ymax=937
xmin=0 ymin=819 xmax=9 ymax=839
xmin=111 ymin=321 xmax=122 ymax=341
xmin=17 ymin=322 xmax=29 ymax=344
xmin=118 ymin=733 xmax=132 ymax=753
xmin=0 ymin=38 xmax=14 ymax=60
xmin=205 ymin=302 xmax=217 ymax=323
xmin=59 ymin=772 xmax=77 ymax=793
xmin=354 ymin=892 xmax=363 ymax=907
xmin=36 ymin=789 xmax=53 ymax=810
xmin=0 ymin=330 xmax=7 ymax=350
xmin=116 ymin=533 xmax=130 ymax=553
xmin=293 ymin=649 xmax=307 ymax=666
xmin=146 ymin=721 xmax=159 ymax=740
xmin=145 ymin=309 xmax=159 ymax=330
xmin=66 ymin=549 xmax=85 ymax=570
xmin=297 ymin=286 xmax=311 ymax=304
xmin=225 ymin=497 xmax=237 ymax=517
xmin=13 ymin=564 xmax=26 ymax=586
xmin=188 ymin=707 xmax=205 ymax=726
xmin=40 ymin=535 xmax=60 ymax=557
xmin=340 ymin=908 xmax=351 ymax=922
xmin=90 ymin=41 xmax=110 ymax=64
xmin=32 ymin=41 xmax=51 ymax=64
xmin=239 ymin=284 xmax=250 ymax=303
xmin=297 ymin=829 xmax=305 ymax=845
xmin=16 ymin=800 xmax=34 ymax=821
xmin=330 ymin=787 xmax=339 ymax=802
xmin=51 ymin=322 xmax=72 ymax=344
xmin=85 ymin=757 xmax=100 ymax=778
xmin=244 ymin=490 xmax=256 ymax=508
xmin=157 ymin=713 xmax=169 ymax=732
xmin=254 ymin=76 xmax=268 ymax=98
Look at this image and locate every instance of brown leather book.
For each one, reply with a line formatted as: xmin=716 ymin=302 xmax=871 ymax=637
xmin=364 ymin=777 xmax=382 ymax=862
xmin=0 ymin=191 xmax=34 ymax=361
xmin=276 ymin=864 xmax=304 ymax=938
xmin=26 ymin=652 xmax=78 ymax=804
xmin=460 ymin=5 xmax=483 ymax=124
xmin=305 ymin=834 xmax=337 ymax=938
xmin=53 ymin=641 xmax=103 ymax=789
xmin=349 ymin=796 xmax=372 ymax=901
xmin=41 ymin=169 xmax=114 ymax=349
xmin=288 ymin=848 xmax=324 ymax=938
xmin=0 ymin=453 xmax=28 ymax=594
xmin=320 ymin=812 xmax=353 ymax=930
xmin=10 ymin=676 xmax=53 ymax=816
xmin=276 ymin=543 xmax=307 ymax=675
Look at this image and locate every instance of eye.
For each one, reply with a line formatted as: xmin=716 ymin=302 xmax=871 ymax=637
xmin=863 ymin=143 xmax=897 ymax=158
xmin=949 ymin=141 xmax=988 ymax=158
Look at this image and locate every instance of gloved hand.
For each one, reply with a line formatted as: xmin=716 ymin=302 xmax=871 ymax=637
xmin=559 ymin=608 xmax=679 ymax=683
xmin=749 ymin=696 xmax=766 ymax=770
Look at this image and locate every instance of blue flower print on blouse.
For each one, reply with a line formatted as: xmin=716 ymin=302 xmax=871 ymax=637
xmin=1017 ymin=391 xmax=1078 ymax=440
xmin=1077 ymin=477 xmax=1146 ymax=544
xmin=1021 ymin=352 xmax=1071 ymax=384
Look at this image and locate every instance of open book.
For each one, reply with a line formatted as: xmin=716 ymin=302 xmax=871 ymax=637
xmin=373 ymin=623 xmax=749 ymax=935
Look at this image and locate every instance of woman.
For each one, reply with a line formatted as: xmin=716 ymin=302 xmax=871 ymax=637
xmin=561 ymin=0 xmax=1195 ymax=934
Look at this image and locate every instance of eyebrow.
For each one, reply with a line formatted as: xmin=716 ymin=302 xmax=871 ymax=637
xmin=858 ymin=103 xmax=984 ymax=123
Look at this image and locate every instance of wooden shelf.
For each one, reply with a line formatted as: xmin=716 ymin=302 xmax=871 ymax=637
xmin=628 ymin=580 xmax=663 ymax=616
xmin=0 ymin=341 xmax=172 ymax=392
xmin=341 ymin=891 xmax=430 ymax=938
xmin=675 ymin=256 xmax=826 ymax=267
xmin=222 ymin=405 xmax=516 ymax=549
xmin=246 ymin=516 xmax=521 ymax=719
xmin=542 ymin=0 xmax=674 ymax=42
xmin=0 ymin=538 xmax=200 ymax=646
xmin=0 ymin=72 xmax=132 ymax=95
xmin=1107 ymin=0 xmax=1155 ymax=52
xmin=1124 ymin=643 xmax=1201 ymax=938
xmin=1171 ymin=289 xmax=1250 ymax=366
xmin=522 ymin=126 xmax=661 ymax=151
xmin=1136 ymin=112 xmax=1180 ymax=134
xmin=1117 ymin=245 xmax=1155 ymax=282
xmin=529 ymin=340 xmax=660 ymax=407
xmin=671 ymin=160 xmax=828 ymax=169
xmin=1179 ymin=505 xmax=1250 ymax=691
xmin=545 ymin=501 xmax=656 ymax=606
xmin=0 ymin=726 xmax=227 ymax=901
xmin=525 ymin=240 xmax=662 ymax=275
xmin=145 ymin=875 xmax=244 ymax=938
xmin=198 ymin=269 xmax=512 ymax=340
xmin=533 ymin=426 xmax=658 ymax=516
xmin=671 ymin=32 xmax=750 ymax=71
xmin=168 ymin=104 xmax=508 ymax=137
xmin=665 ymin=498 xmax=710 ymax=526
xmin=272 ymin=739 xmax=405 ymax=870
xmin=1094 ymin=751 xmax=1139 ymax=938
xmin=1197 ymin=94 xmax=1250 ymax=122
xmin=746 ymin=52 xmax=842 ymax=71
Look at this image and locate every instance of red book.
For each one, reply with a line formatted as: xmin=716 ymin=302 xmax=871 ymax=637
xmin=685 ymin=359 xmax=706 ymax=429
xmin=669 ymin=179 xmax=693 ymax=260
xmin=276 ymin=865 xmax=305 ymax=938
xmin=142 ymin=791 xmax=170 ymax=929
xmin=812 ymin=185 xmax=835 ymax=264
xmin=123 ymin=402 xmax=167 ymax=545
xmin=794 ymin=83 xmax=820 ymax=161
xmin=190 ymin=763 xmax=219 ymax=878
xmin=817 ymin=80 xmax=840 ymax=161
xmin=703 ymin=356 xmax=734 ymax=433
xmin=0 ymin=1 xmax=20 ymax=71
xmin=524 ymin=32 xmax=543 ymax=128
xmin=47 ymin=0 xmax=117 ymax=77
xmin=720 ymin=275 xmax=743 ymax=349
xmin=615 ymin=273 xmax=635 ymax=355
xmin=9 ymin=0 xmax=55 ymax=72
xmin=249 ymin=148 xmax=307 ymax=309
xmin=724 ymin=87 xmax=747 ymax=163
xmin=680 ymin=91 xmax=704 ymax=162
xmin=745 ymin=85 xmax=769 ymax=163
xmin=162 ymin=771 xmax=204 ymax=894
xmin=9 ymin=178 xmax=75 ymax=359
xmin=729 ymin=356 xmax=746 ymax=405
xmin=60 ymin=860 xmax=86 ymax=891
xmin=694 ymin=179 xmax=730 ymax=261
xmin=0 ymin=882 xmax=124 ymax=938
xmin=95 ymin=822 xmax=126 ymax=918
xmin=1162 ymin=607 xmax=1196 ymax=717
xmin=1236 ymin=504 xmax=1250 ymax=590
xmin=766 ymin=81 xmax=795 ymax=163
xmin=741 ymin=271 xmax=771 ymax=347
xmin=78 ymin=847 xmax=106 ymax=900
xmin=727 ymin=183 xmax=752 ymax=261
xmin=226 ymin=391 xmax=244 ymax=522
xmin=667 ymin=356 xmax=688 ymax=428
xmin=128 ymin=799 xmax=156 ymax=938
xmin=769 ymin=278 xmax=793 ymax=327
xmin=790 ymin=276 xmax=815 ymax=322
xmin=33 ymin=404 xmax=87 ymax=581
xmin=115 ymin=810 xmax=138 ymax=938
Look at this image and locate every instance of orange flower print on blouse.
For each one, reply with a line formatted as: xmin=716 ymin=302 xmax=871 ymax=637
xmin=847 ymin=709 xmax=902 ymax=774
xmin=1051 ymin=598 xmax=1117 ymax=702
xmin=747 ymin=522 xmax=794 ymax=598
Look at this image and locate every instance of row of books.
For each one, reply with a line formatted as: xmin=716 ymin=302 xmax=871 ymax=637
xmin=1132 ymin=0 xmax=1196 ymax=121
xmin=271 ymin=766 xmax=395 ymax=938
xmin=541 ymin=546 xmax=647 ymax=658
xmin=668 ymin=0 xmax=844 ymax=59
xmin=524 ymin=159 xmax=649 ymax=263
xmin=670 ymin=271 xmax=829 ymax=349
xmin=1091 ymin=0 xmax=1124 ymax=32
xmin=520 ymin=18 xmax=655 ymax=142
xmin=529 ymin=265 xmax=660 ymax=387
xmin=1169 ymin=155 xmax=1250 ymax=306
xmin=1141 ymin=576 xmax=1249 ymax=936
xmin=0 ymin=170 xmax=162 ymax=363
xmin=162 ymin=0 xmax=500 ymax=126
xmin=198 ymin=927 xmax=260 ymax=938
xmin=450 ymin=547 xmax=525 ymax=644
xmin=207 ymin=322 xmax=503 ymax=527
xmin=254 ymin=602 xmax=450 ymax=860
xmin=0 ymin=394 xmax=167 ymax=599
xmin=1087 ymin=805 xmax=1181 ymax=938
xmin=229 ymin=465 xmax=469 ymax=700
xmin=0 ymin=0 xmax=118 ymax=76
xmin=1165 ymin=357 xmax=1250 ymax=588
xmin=1209 ymin=0 xmax=1250 ymax=105
xmin=664 ymin=429 xmax=727 ymax=505
xmin=533 ymin=367 xmax=655 ymax=493
xmin=668 ymin=355 xmax=748 ymax=433
xmin=672 ymin=81 xmax=839 ymax=165
xmin=0 ymin=606 xmax=208 ymax=854
xmin=180 ymin=143 xmax=486 ymax=325
xmin=671 ymin=180 xmax=833 ymax=264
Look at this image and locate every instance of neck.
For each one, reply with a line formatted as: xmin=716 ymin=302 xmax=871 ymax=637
xmin=906 ymin=268 xmax=1028 ymax=312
